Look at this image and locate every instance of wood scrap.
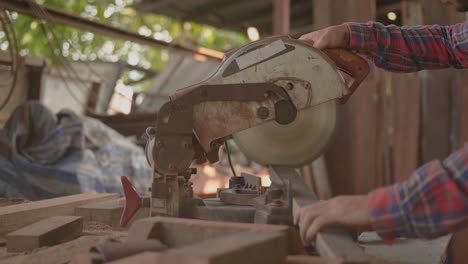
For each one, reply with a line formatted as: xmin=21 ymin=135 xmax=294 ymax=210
xmin=6 ymin=216 xmax=83 ymax=252
xmin=166 ymin=231 xmax=287 ymax=264
xmin=126 ymin=216 xmax=305 ymax=255
xmin=0 ymin=193 xmax=118 ymax=236
xmin=0 ymin=230 xmax=127 ymax=264
xmin=112 ymin=232 xmax=287 ymax=264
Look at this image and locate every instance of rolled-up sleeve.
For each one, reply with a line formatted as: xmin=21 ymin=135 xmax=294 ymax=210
xmin=346 ymin=22 xmax=468 ymax=72
xmin=368 ymin=143 xmax=468 ymax=243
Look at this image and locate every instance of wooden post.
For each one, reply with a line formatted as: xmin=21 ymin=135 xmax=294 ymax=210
xmin=26 ymin=64 xmax=45 ymax=101
xmin=401 ymin=1 xmax=467 ymax=263
xmin=85 ymin=82 xmax=101 ymax=114
xmin=272 ymin=0 xmax=290 ymax=35
xmin=312 ymin=0 xmax=331 ymax=29
xmin=312 ymin=0 xmax=379 ymax=195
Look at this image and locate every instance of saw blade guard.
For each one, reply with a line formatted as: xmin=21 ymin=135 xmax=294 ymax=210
xmin=229 ymin=37 xmax=368 ymax=167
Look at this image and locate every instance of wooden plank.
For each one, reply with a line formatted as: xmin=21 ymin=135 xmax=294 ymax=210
xmin=316 ymin=0 xmax=379 ymax=196
xmin=167 ymin=232 xmax=287 ymax=264
xmin=191 ymin=205 xmax=256 ymax=223
xmin=313 ymin=0 xmax=332 ymax=29
xmin=360 ymin=232 xmax=451 ymax=264
xmin=74 ymin=199 xmax=149 ymax=228
xmin=449 ymin=71 xmax=468 ymax=264
xmin=269 ymin=166 xmax=368 ymax=263
xmin=75 ymin=200 xmax=123 ymax=227
xmin=112 ymin=232 xmax=286 ymax=264
xmin=273 ymin=0 xmax=290 ymax=35
xmin=450 ymin=70 xmax=468 ymax=149
xmin=3 ymin=231 xmax=127 ymax=264
xmin=401 ymin=2 xmax=466 ymax=264
xmin=375 ymin=72 xmax=391 ymax=187
xmin=6 ymin=216 xmax=83 ymax=252
xmin=0 ymin=193 xmax=118 ymax=235
xmin=420 ymin=70 xmax=452 ymax=162
xmin=392 ymin=73 xmax=421 ymax=182
xmin=126 ymin=216 xmax=304 ymax=255
xmin=310 ymin=156 xmax=332 ymax=199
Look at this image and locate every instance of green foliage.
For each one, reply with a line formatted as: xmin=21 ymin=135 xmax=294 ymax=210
xmin=1 ymin=0 xmax=248 ymax=73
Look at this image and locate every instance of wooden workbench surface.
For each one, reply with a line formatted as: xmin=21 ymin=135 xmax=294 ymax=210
xmin=0 ymin=227 xmax=449 ymax=264
xmin=0 ymin=196 xmax=450 ymax=264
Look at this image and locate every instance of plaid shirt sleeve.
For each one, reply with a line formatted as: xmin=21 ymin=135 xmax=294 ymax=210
xmin=345 ymin=21 xmax=468 ymax=72
xmin=368 ymin=143 xmax=468 ymax=243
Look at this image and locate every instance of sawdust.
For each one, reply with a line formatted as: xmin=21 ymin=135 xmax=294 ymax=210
xmin=83 ymin=221 xmax=113 ymax=233
xmin=0 ymin=224 xmax=126 ymax=264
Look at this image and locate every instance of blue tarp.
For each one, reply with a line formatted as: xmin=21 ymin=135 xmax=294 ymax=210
xmin=0 ymin=102 xmax=152 ymax=200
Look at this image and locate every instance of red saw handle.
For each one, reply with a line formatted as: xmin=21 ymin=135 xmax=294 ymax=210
xmin=301 ymin=40 xmax=369 ymax=104
xmin=322 ymin=48 xmax=369 ymax=103
xmin=120 ymin=176 xmax=143 ymax=227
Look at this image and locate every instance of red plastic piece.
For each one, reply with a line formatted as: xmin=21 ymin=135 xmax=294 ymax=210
xmin=120 ymin=176 xmax=143 ymax=227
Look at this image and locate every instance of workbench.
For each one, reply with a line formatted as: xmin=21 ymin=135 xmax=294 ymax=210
xmin=0 ymin=194 xmax=450 ymax=264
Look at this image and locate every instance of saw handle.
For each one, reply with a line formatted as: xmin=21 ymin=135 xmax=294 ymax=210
xmin=322 ymin=48 xmax=370 ymax=104
xmin=300 ymin=39 xmax=369 ymax=103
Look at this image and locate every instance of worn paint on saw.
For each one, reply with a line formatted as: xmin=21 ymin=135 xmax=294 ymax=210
xmin=235 ymin=40 xmax=287 ymax=70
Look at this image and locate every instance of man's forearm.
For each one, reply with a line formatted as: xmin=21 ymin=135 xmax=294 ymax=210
xmin=368 ymin=143 xmax=468 ymax=243
xmin=346 ymin=22 xmax=468 ymax=72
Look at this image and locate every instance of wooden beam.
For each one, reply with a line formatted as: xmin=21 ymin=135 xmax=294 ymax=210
xmin=313 ymin=0 xmax=332 ymax=29
xmin=0 ymin=0 xmax=224 ymax=61
xmin=392 ymin=73 xmax=421 ymax=182
xmin=6 ymin=216 xmax=83 ymax=252
xmin=313 ymin=0 xmax=378 ymax=196
xmin=165 ymin=232 xmax=287 ymax=264
xmin=127 ymin=216 xmax=305 ymax=255
xmin=112 ymin=230 xmax=287 ymax=264
xmin=273 ymin=0 xmax=290 ymax=35
xmin=0 ymin=193 xmax=118 ymax=235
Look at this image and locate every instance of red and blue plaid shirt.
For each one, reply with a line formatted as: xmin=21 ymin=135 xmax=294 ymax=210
xmin=346 ymin=21 xmax=468 ymax=243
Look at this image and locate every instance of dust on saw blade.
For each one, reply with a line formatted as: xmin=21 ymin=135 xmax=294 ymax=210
xmin=233 ymin=100 xmax=337 ymax=167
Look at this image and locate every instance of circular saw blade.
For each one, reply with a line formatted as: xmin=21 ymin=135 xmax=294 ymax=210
xmin=233 ymin=101 xmax=337 ymax=167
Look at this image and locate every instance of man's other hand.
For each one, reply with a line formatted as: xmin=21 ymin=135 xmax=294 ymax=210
xmin=299 ymin=24 xmax=351 ymax=49
xmin=293 ymin=195 xmax=372 ymax=246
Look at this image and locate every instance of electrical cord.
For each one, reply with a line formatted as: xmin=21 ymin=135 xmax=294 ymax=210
xmin=224 ymin=140 xmax=237 ymax=177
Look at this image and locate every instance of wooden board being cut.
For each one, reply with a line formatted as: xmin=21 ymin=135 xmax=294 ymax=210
xmin=6 ymin=216 xmax=83 ymax=252
xmin=0 ymin=193 xmax=118 ymax=236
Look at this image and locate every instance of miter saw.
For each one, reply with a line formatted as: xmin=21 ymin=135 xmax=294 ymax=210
xmin=120 ymin=36 xmax=369 ymax=227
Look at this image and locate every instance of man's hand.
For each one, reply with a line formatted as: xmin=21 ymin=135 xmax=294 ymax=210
xmin=299 ymin=24 xmax=351 ymax=49
xmin=293 ymin=195 xmax=372 ymax=246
